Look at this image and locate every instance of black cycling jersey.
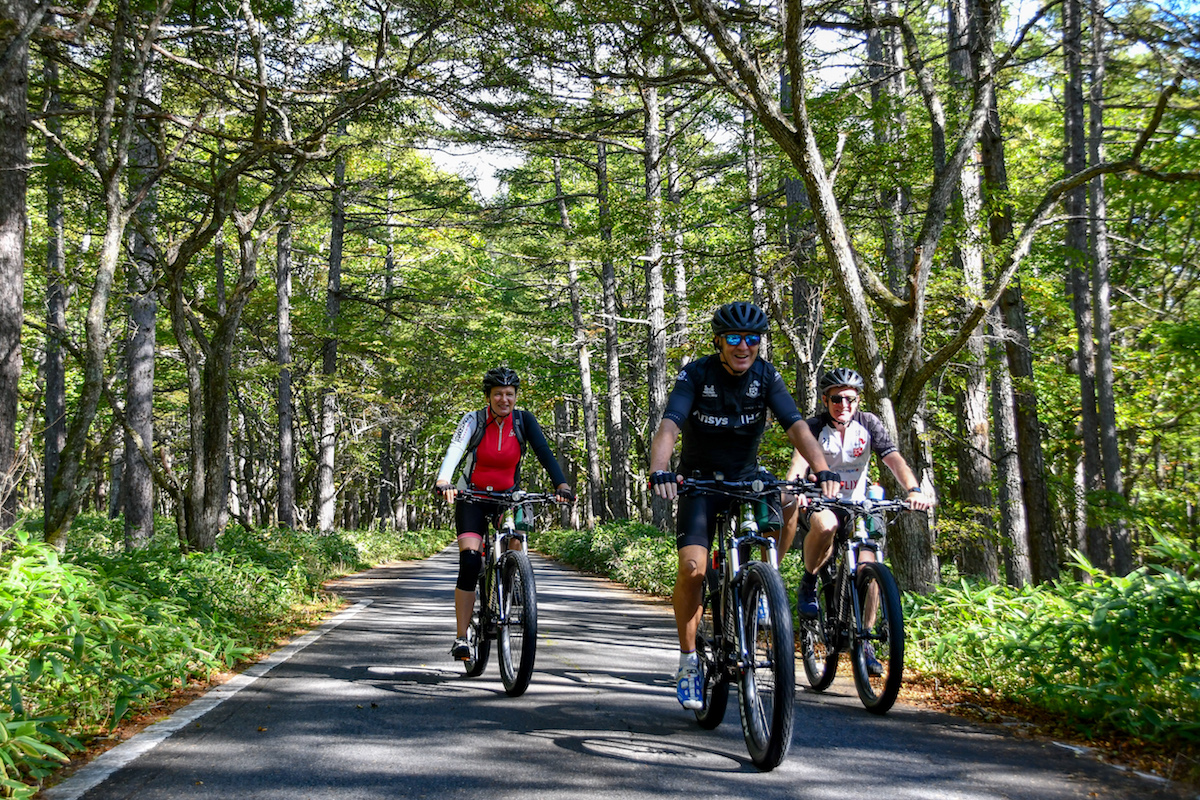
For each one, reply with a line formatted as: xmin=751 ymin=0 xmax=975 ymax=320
xmin=661 ymin=354 xmax=804 ymax=480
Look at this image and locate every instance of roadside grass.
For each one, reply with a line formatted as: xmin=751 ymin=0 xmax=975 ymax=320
xmin=3 ymin=513 xmax=1196 ymax=794
xmin=530 ymin=523 xmax=1200 ymax=788
xmin=0 ymin=519 xmax=448 ymax=799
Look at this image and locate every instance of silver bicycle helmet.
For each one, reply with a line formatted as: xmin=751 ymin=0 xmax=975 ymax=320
xmin=819 ymin=367 xmax=864 ymax=395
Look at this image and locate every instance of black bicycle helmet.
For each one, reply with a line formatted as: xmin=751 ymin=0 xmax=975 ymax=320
xmin=711 ymin=302 xmax=770 ymax=334
xmin=819 ymin=367 xmax=864 ymax=395
xmin=482 ymin=367 xmax=520 ymax=394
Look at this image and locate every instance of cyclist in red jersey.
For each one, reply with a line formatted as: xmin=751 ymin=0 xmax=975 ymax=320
xmin=435 ymin=367 xmax=573 ymax=660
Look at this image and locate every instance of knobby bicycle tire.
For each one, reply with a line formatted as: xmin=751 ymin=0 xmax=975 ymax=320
xmin=737 ymin=562 xmax=795 ymax=771
xmin=498 ymin=551 xmax=538 ymax=697
xmin=693 ymin=574 xmax=729 ymax=730
xmin=800 ymin=568 xmax=838 ymax=691
xmin=851 ymin=560 xmax=904 ymax=714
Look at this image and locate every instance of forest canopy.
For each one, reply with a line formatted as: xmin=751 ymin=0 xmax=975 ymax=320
xmin=0 ymin=0 xmax=1196 ymax=592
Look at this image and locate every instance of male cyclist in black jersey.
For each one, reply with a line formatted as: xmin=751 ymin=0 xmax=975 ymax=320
xmin=648 ymin=302 xmax=840 ymax=710
xmin=786 ymin=367 xmax=933 ymax=673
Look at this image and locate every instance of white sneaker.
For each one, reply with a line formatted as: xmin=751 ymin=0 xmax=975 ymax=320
xmin=676 ymin=664 xmax=703 ymax=710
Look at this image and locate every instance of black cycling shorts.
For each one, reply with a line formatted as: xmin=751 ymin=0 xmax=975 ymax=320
xmin=455 ymin=497 xmax=502 ymax=539
xmin=675 ymin=471 xmax=783 ymax=550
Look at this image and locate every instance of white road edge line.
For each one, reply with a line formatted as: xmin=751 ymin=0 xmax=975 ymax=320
xmin=41 ymin=599 xmax=374 ymax=800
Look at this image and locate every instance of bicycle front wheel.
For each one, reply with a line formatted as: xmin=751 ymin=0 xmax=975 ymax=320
xmin=800 ymin=569 xmax=838 ymax=691
xmin=851 ymin=560 xmax=904 ymax=714
xmin=498 ymin=551 xmax=538 ymax=697
xmin=464 ymin=570 xmax=491 ymax=677
xmin=737 ymin=562 xmax=795 ymax=771
xmin=693 ymin=573 xmax=729 ymax=730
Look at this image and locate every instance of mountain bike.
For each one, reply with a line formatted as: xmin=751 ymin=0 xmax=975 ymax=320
xmin=684 ymin=475 xmax=795 ymax=771
xmin=795 ymin=490 xmax=910 ymax=714
xmin=458 ymin=488 xmax=561 ymax=697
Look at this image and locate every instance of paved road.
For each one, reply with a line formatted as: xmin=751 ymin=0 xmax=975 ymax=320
xmin=44 ymin=548 xmax=1189 ymax=800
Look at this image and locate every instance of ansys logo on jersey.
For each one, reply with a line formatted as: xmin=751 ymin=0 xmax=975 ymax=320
xmin=747 ymin=380 xmax=761 ymax=398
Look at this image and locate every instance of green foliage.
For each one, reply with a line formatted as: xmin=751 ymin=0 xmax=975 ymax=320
xmin=906 ymin=534 xmax=1200 ymax=744
xmin=0 ymin=520 xmax=445 ymax=797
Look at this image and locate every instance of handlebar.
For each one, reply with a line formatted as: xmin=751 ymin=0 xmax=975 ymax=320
xmin=677 ymin=475 xmax=793 ymax=499
xmin=455 ymin=488 xmax=567 ymax=507
xmin=796 ymin=491 xmax=912 ymax=516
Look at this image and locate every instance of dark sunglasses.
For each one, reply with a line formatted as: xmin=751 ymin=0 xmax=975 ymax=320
xmin=723 ymin=333 xmax=762 ymax=347
xmin=827 ymin=393 xmax=859 ymax=405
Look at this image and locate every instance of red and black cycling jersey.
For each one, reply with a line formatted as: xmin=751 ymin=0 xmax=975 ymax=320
xmin=436 ymin=406 xmax=567 ymax=492
xmin=661 ymin=354 xmax=804 ymax=480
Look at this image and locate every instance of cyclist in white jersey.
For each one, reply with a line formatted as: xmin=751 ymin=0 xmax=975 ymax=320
xmin=785 ymin=368 xmax=933 ymax=673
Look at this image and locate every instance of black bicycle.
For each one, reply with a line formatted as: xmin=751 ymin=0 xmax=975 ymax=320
xmin=458 ymin=488 xmax=560 ymax=697
xmin=684 ymin=476 xmax=795 ymax=771
xmin=795 ymin=490 xmax=910 ymax=714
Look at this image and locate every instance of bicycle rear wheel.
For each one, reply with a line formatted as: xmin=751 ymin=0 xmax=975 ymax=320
xmin=851 ymin=560 xmax=904 ymax=714
xmin=799 ymin=569 xmax=838 ymax=691
xmin=498 ymin=551 xmax=538 ymax=697
xmin=693 ymin=573 xmax=729 ymax=729
xmin=738 ymin=562 xmax=795 ymax=771
xmin=464 ymin=570 xmax=491 ymax=677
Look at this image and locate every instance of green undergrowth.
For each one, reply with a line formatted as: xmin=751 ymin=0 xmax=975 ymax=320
xmin=0 ymin=517 xmax=448 ymax=798
xmin=904 ymin=536 xmax=1200 ymax=749
xmin=532 ymin=522 xmax=1200 ymax=781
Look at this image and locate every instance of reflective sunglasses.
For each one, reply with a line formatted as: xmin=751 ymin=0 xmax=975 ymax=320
xmin=723 ymin=333 xmax=762 ymax=347
xmin=827 ymin=393 xmax=859 ymax=405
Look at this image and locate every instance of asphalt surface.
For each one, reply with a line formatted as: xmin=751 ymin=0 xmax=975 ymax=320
xmin=42 ymin=547 xmax=1192 ymax=800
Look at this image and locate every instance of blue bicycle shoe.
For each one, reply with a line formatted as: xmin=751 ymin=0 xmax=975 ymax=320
xmin=676 ymin=664 xmax=703 ymax=710
xmin=797 ymin=580 xmax=819 ymax=619
xmin=862 ymin=642 xmax=883 ymax=676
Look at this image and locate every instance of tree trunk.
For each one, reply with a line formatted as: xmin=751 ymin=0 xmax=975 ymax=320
xmin=949 ymin=0 xmax=997 ymax=581
xmin=991 ymin=312 xmax=1031 ymax=588
xmin=665 ymin=98 xmax=688 ymax=355
xmin=317 ymin=147 xmax=347 ymax=534
xmin=978 ymin=34 xmax=1059 ymax=584
xmin=553 ymin=156 xmax=602 ymax=527
xmin=779 ymin=70 xmax=823 ymax=411
xmin=1088 ymin=16 xmax=1132 ymax=575
xmin=43 ymin=0 xmax=168 ymax=546
xmin=641 ymin=68 xmax=669 ymax=529
xmin=597 ymin=140 xmax=629 ymax=520
xmin=276 ymin=210 xmax=296 ymax=528
xmin=43 ymin=38 xmax=67 ymax=528
xmin=869 ymin=0 xmax=909 ymax=288
xmin=124 ymin=58 xmax=161 ymax=548
xmin=0 ymin=0 xmax=32 ymax=528
xmin=745 ymin=109 xmax=770 ymax=359
xmin=1064 ymin=0 xmax=1107 ymax=571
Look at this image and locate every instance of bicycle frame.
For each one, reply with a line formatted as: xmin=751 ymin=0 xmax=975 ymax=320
xmin=794 ymin=489 xmax=910 ymax=713
xmin=715 ymin=500 xmax=778 ymax=672
xmin=457 ymin=488 xmax=560 ymax=696
xmin=683 ymin=475 xmax=795 ymax=770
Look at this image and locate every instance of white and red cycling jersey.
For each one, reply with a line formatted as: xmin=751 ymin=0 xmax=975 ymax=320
xmin=803 ymin=411 xmax=897 ymax=500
